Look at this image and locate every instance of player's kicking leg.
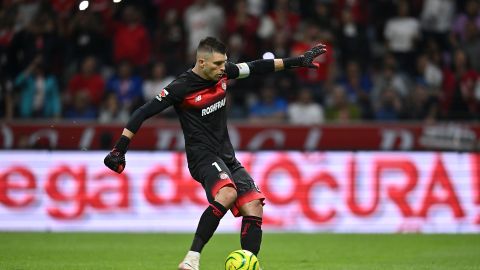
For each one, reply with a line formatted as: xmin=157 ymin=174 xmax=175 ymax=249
xmin=239 ymin=199 xmax=263 ymax=256
xmin=230 ymin=166 xmax=265 ymax=269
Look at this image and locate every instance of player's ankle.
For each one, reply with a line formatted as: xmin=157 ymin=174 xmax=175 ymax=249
xmin=186 ymin=250 xmax=200 ymax=258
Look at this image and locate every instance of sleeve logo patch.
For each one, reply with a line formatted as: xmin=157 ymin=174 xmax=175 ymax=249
xmin=156 ymin=89 xmax=169 ymax=101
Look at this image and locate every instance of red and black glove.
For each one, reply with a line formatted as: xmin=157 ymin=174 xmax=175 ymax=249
xmin=283 ymin=43 xmax=327 ymax=69
xmin=104 ymin=135 xmax=129 ymax=173
xmin=301 ymin=43 xmax=327 ymax=68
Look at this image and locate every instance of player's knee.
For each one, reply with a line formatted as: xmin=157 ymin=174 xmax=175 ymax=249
xmin=250 ymin=199 xmax=263 ymax=210
xmin=251 ymin=202 xmax=263 ymax=217
xmin=240 ymin=199 xmax=263 ymax=217
xmin=215 ymin=186 xmax=237 ymax=207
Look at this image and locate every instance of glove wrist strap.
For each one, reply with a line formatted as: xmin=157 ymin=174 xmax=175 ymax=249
xmin=282 ymin=56 xmax=303 ymax=69
xmin=114 ymin=135 xmax=130 ymax=153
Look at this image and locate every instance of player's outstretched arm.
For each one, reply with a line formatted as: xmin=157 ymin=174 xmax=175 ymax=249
xmin=104 ymin=98 xmax=172 ymax=173
xmin=230 ymin=43 xmax=327 ymax=79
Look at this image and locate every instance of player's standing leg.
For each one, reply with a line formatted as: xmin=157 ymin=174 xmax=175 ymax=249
xmin=178 ymin=186 xmax=236 ymax=270
xmin=178 ymin=158 xmax=237 ymax=270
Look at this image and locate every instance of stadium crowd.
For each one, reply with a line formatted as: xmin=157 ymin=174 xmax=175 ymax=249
xmin=1 ymin=0 xmax=480 ymax=124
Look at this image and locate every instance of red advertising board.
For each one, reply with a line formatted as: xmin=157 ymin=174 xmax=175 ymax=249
xmin=1 ymin=122 xmax=479 ymax=151
xmin=1 ymin=151 xmax=479 ymax=233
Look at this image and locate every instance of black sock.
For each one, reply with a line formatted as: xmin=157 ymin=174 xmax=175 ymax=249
xmin=240 ymin=216 xmax=262 ymax=256
xmin=190 ymin=201 xmax=228 ymax=252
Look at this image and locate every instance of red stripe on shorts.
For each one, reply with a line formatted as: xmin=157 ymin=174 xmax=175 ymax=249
xmin=211 ymin=178 xmax=236 ymax=199
xmin=231 ymin=191 xmax=266 ymax=217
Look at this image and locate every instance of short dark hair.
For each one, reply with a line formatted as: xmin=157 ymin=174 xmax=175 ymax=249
xmin=197 ymin=37 xmax=226 ymax=54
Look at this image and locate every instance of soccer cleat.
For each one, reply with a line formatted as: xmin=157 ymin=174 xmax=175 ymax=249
xmin=178 ymin=262 xmax=198 ymax=270
xmin=178 ymin=251 xmax=200 ymax=270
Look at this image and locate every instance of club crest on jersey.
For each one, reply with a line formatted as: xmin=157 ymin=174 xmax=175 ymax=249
xmin=195 ymin=95 xmax=202 ymax=102
xmin=155 ymin=89 xmax=169 ymax=101
xmin=221 ymin=81 xmax=227 ymax=90
xmin=219 ymin=172 xmax=229 ymax=180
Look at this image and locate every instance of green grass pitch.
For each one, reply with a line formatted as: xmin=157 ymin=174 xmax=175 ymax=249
xmin=1 ymin=233 xmax=479 ymax=270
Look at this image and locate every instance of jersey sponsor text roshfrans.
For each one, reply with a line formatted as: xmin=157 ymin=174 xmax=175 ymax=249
xmin=201 ymin=97 xmax=226 ymax=116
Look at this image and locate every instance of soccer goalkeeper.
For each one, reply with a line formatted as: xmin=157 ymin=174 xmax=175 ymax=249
xmin=104 ymin=36 xmax=326 ymax=270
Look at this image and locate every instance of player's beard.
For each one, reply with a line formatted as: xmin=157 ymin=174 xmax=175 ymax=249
xmin=210 ymin=71 xmax=223 ymax=81
xmin=204 ymin=68 xmax=222 ymax=81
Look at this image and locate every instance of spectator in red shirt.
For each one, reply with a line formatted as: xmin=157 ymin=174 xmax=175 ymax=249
xmin=292 ymin=28 xmax=332 ymax=81
xmin=226 ymin=0 xmax=260 ymax=59
xmin=66 ymin=56 xmax=105 ymax=107
xmin=49 ymin=0 xmax=75 ymax=18
xmin=113 ymin=6 xmax=151 ymax=68
xmin=291 ymin=23 xmax=334 ymax=103
xmin=442 ymin=49 xmax=480 ymax=119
